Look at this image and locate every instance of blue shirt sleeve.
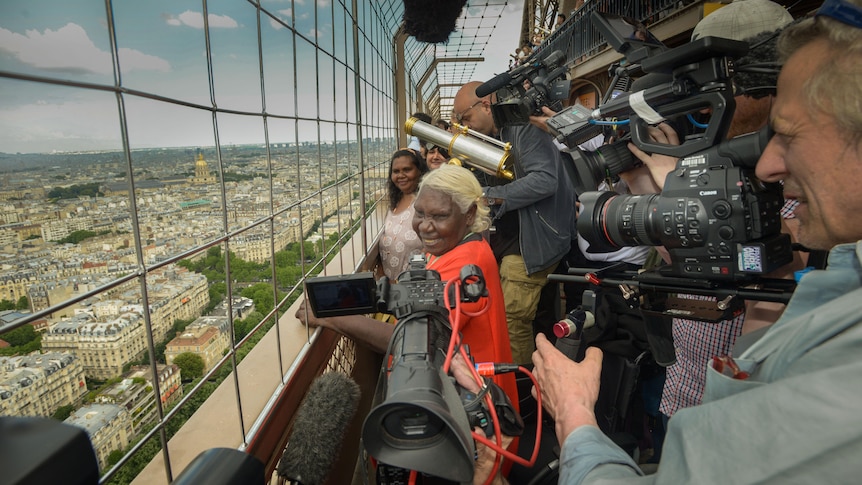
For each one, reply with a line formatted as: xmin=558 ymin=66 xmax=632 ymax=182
xmin=559 ymin=426 xmax=645 ymax=484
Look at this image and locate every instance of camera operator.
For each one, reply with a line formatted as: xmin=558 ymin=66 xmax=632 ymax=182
xmin=453 ymin=81 xmax=576 ymax=365
xmin=530 ymin=3 xmax=862 ymax=483
xmin=620 ymin=1 xmax=808 ymax=431
xmin=531 ymin=4 xmax=802 ymax=459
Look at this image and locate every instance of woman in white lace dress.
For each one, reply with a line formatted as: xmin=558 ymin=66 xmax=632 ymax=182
xmin=378 ymin=149 xmax=428 ymax=281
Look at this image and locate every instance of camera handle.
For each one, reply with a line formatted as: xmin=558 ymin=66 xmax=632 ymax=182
xmin=629 ymin=90 xmax=734 ymax=158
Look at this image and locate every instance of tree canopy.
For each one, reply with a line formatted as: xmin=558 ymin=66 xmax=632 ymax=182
xmin=172 ymin=352 xmax=205 ymax=380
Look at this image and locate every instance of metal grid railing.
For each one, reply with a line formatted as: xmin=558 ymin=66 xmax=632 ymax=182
xmin=0 ymin=0 xmax=406 ymax=483
xmin=534 ymin=0 xmax=688 ymax=64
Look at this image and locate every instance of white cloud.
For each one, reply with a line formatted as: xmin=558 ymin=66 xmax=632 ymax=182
xmin=118 ymin=48 xmax=171 ymax=73
xmin=172 ymin=10 xmax=240 ymax=29
xmin=0 ymin=95 xmax=122 ymax=153
xmin=268 ymin=8 xmax=292 ymax=30
xmin=0 ymin=23 xmax=170 ymax=75
xmin=269 ymin=18 xmax=284 ymax=30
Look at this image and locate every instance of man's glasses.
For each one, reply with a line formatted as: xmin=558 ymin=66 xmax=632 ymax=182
xmin=454 ymin=100 xmax=483 ymax=123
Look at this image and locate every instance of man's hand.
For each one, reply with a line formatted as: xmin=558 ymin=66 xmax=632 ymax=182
xmin=529 ymin=106 xmax=559 ymax=134
xmin=295 ymin=299 xmax=331 ymax=330
xmin=531 ymin=334 xmax=602 ymax=445
xmin=626 ymin=122 xmax=681 ymax=190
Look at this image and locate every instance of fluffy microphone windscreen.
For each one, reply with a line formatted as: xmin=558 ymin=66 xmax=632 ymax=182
xmin=276 ymin=372 xmax=361 ymax=485
xmin=402 ymin=0 xmax=468 ymax=43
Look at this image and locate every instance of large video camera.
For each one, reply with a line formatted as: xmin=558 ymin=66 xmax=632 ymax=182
xmin=304 ymin=256 xmax=521 ymax=483
xmin=551 ymin=12 xmax=793 ymax=282
xmin=476 ymin=50 xmax=571 ymax=127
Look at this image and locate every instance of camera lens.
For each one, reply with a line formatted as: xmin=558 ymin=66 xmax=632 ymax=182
xmin=578 ymin=191 xmax=661 ymax=252
xmin=571 ymin=139 xmax=641 ymax=193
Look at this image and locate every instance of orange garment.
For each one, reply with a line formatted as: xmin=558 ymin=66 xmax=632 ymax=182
xmin=424 ymin=237 xmax=518 ymax=407
xmin=425 ymin=236 xmax=522 ymax=477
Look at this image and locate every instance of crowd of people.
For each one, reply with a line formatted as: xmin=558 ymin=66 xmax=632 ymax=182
xmin=297 ymin=0 xmax=862 ymax=483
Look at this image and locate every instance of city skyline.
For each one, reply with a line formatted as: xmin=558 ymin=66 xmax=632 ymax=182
xmin=0 ymin=0 xmax=522 ymax=155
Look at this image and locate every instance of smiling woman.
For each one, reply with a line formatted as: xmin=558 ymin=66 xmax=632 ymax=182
xmin=379 ymin=149 xmax=429 ymax=281
xmin=410 ymin=165 xmax=513 ymax=381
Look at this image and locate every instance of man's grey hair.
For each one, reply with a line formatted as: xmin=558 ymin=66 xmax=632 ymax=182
xmin=778 ymin=4 xmax=862 ymax=140
xmin=417 ymin=164 xmax=490 ymax=233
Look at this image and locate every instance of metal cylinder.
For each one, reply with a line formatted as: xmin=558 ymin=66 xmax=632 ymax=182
xmin=404 ymin=118 xmax=514 ymax=180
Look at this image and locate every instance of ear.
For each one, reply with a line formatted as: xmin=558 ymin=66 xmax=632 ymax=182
xmin=465 ymin=202 xmax=477 ymax=227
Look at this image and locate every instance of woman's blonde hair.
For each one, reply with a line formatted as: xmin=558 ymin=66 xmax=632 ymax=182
xmin=417 ymin=164 xmax=491 ymax=233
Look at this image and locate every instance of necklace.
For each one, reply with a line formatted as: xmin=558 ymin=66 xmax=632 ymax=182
xmin=393 ymin=193 xmax=414 ymax=214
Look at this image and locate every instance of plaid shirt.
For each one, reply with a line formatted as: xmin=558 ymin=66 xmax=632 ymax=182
xmin=660 ymin=198 xmax=799 ymax=416
xmin=659 ymin=307 xmax=744 ymax=417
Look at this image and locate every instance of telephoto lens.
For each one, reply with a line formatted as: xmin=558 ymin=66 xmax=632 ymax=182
xmin=577 ymin=191 xmax=661 ymax=253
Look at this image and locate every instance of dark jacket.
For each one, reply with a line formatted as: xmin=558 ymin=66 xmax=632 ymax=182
xmin=484 ymin=123 xmax=576 ymax=274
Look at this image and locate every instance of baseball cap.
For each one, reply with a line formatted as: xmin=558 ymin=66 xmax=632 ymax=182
xmin=691 ymin=0 xmax=793 ymax=42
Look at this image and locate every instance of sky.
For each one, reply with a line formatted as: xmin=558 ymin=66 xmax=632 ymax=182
xmin=0 ymin=0 xmax=522 ymax=155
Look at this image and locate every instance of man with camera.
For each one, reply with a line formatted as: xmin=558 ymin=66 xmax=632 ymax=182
xmin=531 ymin=2 xmax=862 ymax=482
xmin=452 ymin=81 xmax=577 ymax=365
xmin=621 ymin=0 xmax=803 ymax=446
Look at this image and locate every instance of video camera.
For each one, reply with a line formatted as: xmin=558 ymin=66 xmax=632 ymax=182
xmin=304 ymin=256 xmax=522 ymax=483
xmin=546 ymin=13 xmax=667 ymax=161
xmin=476 ymin=49 xmax=571 ymax=127
xmin=549 ymin=12 xmax=793 ymax=282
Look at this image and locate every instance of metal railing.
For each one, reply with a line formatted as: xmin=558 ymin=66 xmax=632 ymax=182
xmin=534 ymin=0 xmax=691 ymax=64
xmin=0 ymin=0 xmax=408 ymax=483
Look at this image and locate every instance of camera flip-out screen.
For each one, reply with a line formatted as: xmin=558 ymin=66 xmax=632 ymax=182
xmin=304 ymin=272 xmax=377 ymax=318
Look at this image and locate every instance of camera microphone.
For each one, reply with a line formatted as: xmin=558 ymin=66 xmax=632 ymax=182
xmin=476 ymin=71 xmax=514 ymax=98
xmin=402 ymin=0 xmax=467 ymax=43
xmin=476 ymin=50 xmax=566 ymax=98
xmin=276 ymin=372 xmax=361 ymax=485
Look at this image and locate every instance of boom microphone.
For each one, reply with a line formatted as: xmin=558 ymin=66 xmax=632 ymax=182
xmin=475 ymin=71 xmax=513 ymax=98
xmin=276 ymin=372 xmax=361 ymax=485
xmin=402 ymin=0 xmax=467 ymax=43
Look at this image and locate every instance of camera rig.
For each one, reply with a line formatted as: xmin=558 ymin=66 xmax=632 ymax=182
xmin=519 ymin=12 xmax=800 ymax=365
xmin=542 ymin=12 xmax=795 ymax=285
xmin=476 ymin=49 xmax=571 ymax=127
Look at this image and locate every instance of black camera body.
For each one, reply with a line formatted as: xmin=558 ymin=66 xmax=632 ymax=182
xmin=579 ymin=128 xmax=793 ymax=281
xmin=484 ymin=50 xmax=571 ymax=127
xmin=304 ymin=256 xmax=485 ymax=319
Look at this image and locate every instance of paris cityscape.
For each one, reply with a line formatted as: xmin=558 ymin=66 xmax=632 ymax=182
xmin=0 ymin=141 xmax=389 ymax=476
